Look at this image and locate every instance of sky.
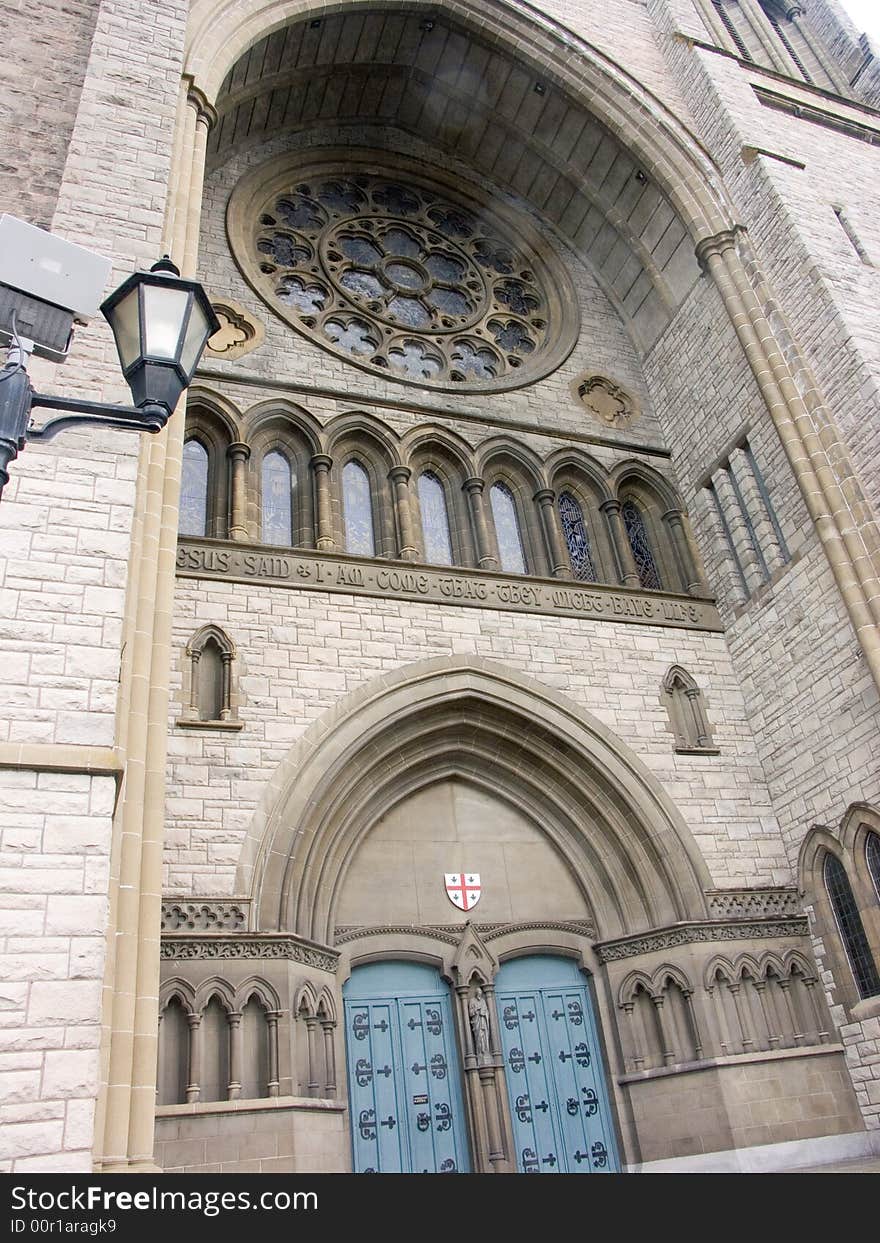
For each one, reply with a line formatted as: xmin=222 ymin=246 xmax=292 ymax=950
xmin=839 ymin=0 xmax=880 ymax=42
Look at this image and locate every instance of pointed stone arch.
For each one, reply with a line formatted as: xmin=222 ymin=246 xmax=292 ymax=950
xmin=238 ymin=656 xmax=712 ymax=944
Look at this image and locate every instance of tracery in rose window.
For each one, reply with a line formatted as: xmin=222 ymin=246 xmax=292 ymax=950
xmin=235 ymin=159 xmax=577 ymax=391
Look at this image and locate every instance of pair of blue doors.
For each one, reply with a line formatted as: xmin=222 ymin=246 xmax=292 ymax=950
xmin=343 ymin=956 xmax=619 ymax=1173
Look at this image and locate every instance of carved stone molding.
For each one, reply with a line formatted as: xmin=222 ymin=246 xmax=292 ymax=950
xmin=205 ymin=298 xmax=265 ymax=362
xmin=595 ymin=918 xmax=809 ymax=963
xmin=333 ymin=919 xmax=597 ymax=947
xmin=161 ymin=936 xmax=338 ymax=972
xmin=161 ymin=899 xmax=250 ymax=933
xmin=705 ymin=888 xmax=802 ymax=920
xmin=573 ymin=373 xmax=639 ymax=429
xmin=481 ymin=919 xmax=597 ymax=941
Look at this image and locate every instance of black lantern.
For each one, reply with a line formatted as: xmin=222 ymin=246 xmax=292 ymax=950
xmin=101 ymin=257 xmax=221 ymax=417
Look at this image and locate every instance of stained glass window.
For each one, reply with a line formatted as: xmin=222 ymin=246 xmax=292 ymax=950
xmin=418 ymin=472 xmax=453 ymax=566
xmin=261 ymin=451 xmax=293 ymax=546
xmin=343 ymin=460 xmax=375 ymax=556
xmin=180 ymin=439 xmax=209 ymax=537
xmin=622 ymin=500 xmax=662 ymax=591
xmin=490 ymin=483 xmax=526 ymax=575
xmin=866 ymin=831 xmax=880 ymax=904
xmin=824 ymin=853 xmax=880 ymax=998
xmin=559 ymin=492 xmax=597 ymax=582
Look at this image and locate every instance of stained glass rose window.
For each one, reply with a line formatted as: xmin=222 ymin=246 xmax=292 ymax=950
xmin=230 ymin=156 xmax=578 ymax=392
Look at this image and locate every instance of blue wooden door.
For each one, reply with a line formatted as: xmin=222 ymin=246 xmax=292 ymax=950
xmin=496 ymin=956 xmax=619 ymax=1173
xmin=343 ymin=961 xmax=470 ymax=1173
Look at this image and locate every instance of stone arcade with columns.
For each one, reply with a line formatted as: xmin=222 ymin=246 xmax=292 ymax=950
xmin=2 ymin=0 xmax=880 ymax=1175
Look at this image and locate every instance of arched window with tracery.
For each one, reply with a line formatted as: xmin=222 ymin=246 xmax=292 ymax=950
xmin=490 ymin=482 xmax=527 ymax=575
xmin=180 ymin=439 xmax=209 ymax=537
xmin=824 ymin=853 xmax=880 ymax=998
xmin=342 ymin=460 xmax=375 ymax=556
xmin=418 ymin=471 xmax=454 ymax=566
xmin=622 ymin=499 xmax=662 ymax=590
xmin=558 ymin=492 xmax=597 ymax=582
xmin=866 ymin=831 xmax=880 ymax=904
xmin=261 ymin=450 xmax=294 ymax=546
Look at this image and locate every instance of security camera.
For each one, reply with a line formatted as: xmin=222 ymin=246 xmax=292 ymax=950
xmin=0 ymin=215 xmax=112 ymax=362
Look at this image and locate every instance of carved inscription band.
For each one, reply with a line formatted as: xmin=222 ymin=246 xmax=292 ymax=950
xmin=177 ymin=539 xmax=722 ymax=632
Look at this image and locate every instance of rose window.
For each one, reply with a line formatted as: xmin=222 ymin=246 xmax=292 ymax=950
xmin=231 ymin=157 xmax=578 ymax=392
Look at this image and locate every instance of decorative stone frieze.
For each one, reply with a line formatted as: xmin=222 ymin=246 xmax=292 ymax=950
xmin=161 ymin=936 xmax=338 ymax=972
xmin=705 ymin=888 xmax=802 ymax=920
xmin=595 ymin=918 xmax=809 ymax=963
xmin=161 ymin=900 xmax=250 ymax=932
xmin=177 ymin=539 xmax=722 ymax=632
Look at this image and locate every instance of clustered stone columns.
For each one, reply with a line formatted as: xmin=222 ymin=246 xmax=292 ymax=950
xmin=697 ymin=229 xmax=880 ymax=696
xmin=463 ymin=478 xmax=498 ymax=571
xmin=96 ymin=81 xmax=216 ymax=1174
xmin=226 ymin=442 xmax=251 ymax=541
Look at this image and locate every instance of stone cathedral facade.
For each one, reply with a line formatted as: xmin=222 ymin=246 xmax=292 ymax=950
xmin=2 ymin=0 xmax=880 ymax=1175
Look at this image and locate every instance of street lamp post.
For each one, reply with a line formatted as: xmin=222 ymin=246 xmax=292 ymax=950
xmin=0 ymin=256 xmax=219 ymax=498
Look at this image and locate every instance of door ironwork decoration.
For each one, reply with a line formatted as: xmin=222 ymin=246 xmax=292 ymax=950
xmin=496 ymin=955 xmax=619 ymax=1174
xmin=343 ymin=961 xmax=470 ymax=1173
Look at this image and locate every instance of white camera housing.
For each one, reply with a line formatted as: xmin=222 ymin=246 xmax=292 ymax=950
xmin=0 ymin=215 xmax=112 ymax=361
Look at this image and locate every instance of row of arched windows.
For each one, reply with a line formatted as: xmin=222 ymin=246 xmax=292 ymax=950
xmin=179 ymin=405 xmax=706 ymax=595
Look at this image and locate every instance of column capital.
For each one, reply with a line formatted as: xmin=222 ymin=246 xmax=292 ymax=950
xmin=227 ymin=441 xmax=250 ymax=462
xmin=599 ymin=497 xmax=621 ymax=515
xmin=463 ymin=476 xmax=485 ymax=495
xmin=388 ymin=465 xmax=412 ymax=484
xmin=695 ymin=228 xmax=742 ymax=272
xmin=533 ymin=487 xmax=556 ymax=505
xmin=310 ymin=453 xmax=333 ymax=472
xmin=661 ymin=508 xmax=684 ymax=525
xmin=186 ymin=83 xmax=218 ymax=130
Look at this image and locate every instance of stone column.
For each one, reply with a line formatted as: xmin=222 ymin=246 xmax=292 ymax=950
xmin=100 ymin=80 xmax=217 ymax=1174
xmin=601 ymin=498 xmax=640 ymax=587
xmin=534 ymin=489 xmax=569 ymax=578
xmin=786 ymin=6 xmax=849 ymax=93
xmin=463 ymin=478 xmax=498 ymax=571
xmin=388 ymin=465 xmax=419 ymax=561
xmin=662 ymin=508 xmax=704 ymax=596
xmin=227 ymin=1011 xmax=242 ymax=1100
xmin=682 ymin=991 xmax=703 ymax=1060
xmin=697 ymin=229 xmax=880 ymax=692
xmin=227 ymin=442 xmax=250 ymax=541
xmin=725 ymin=982 xmax=753 ymax=1053
xmin=621 ymin=1002 xmax=643 ymax=1072
xmin=737 ymin=0 xmax=794 ymax=73
xmin=320 ymin=1020 xmax=337 ymax=1096
xmin=305 ymin=1017 xmax=320 ymax=1097
xmin=310 ymin=454 xmax=335 ymax=551
xmin=220 ymin=651 xmax=233 ymax=720
xmin=267 ymin=1012 xmax=281 ymax=1097
xmin=751 ymin=982 xmax=778 ymax=1050
xmin=185 ymin=1013 xmax=202 ymax=1104
xmin=685 ymin=687 xmax=710 ymax=749
xmin=651 ymin=995 xmax=676 ymax=1066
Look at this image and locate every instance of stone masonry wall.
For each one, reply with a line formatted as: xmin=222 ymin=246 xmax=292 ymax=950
xmin=0 ymin=770 xmax=115 ymax=1172
xmin=0 ymin=0 xmax=102 ymax=228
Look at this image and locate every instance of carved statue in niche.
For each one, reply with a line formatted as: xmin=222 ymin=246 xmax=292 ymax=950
xmin=469 ymin=987 xmax=491 ymax=1060
xmin=575 ymin=374 xmax=638 ymax=429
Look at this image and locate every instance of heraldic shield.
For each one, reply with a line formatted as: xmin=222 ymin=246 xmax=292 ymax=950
xmin=444 ymin=873 xmax=481 ymax=912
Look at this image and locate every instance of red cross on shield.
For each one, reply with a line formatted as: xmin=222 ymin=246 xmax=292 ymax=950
xmin=444 ymin=872 xmax=481 ymax=912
